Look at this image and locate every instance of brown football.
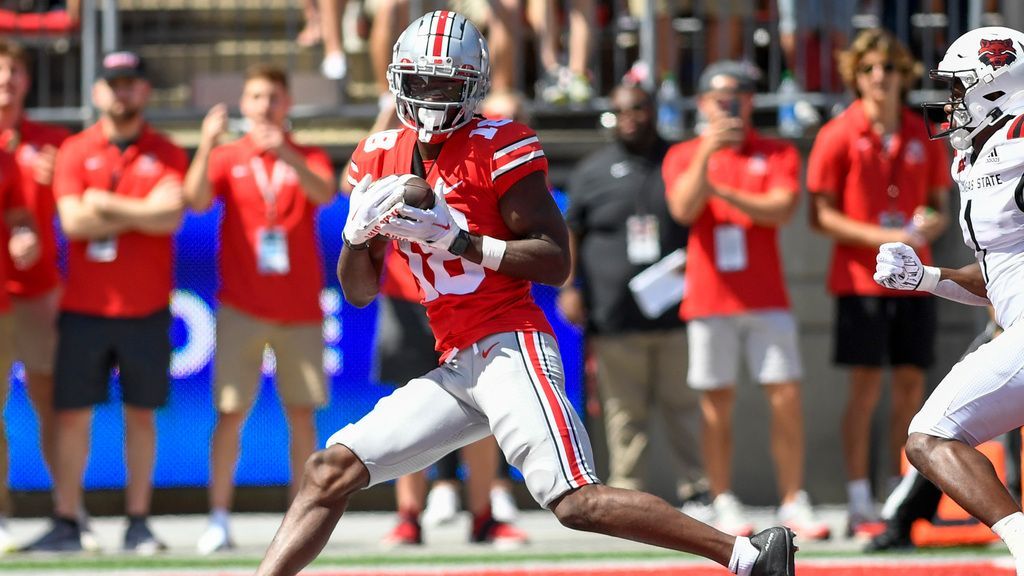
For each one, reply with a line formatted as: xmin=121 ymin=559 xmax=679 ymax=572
xmin=402 ymin=176 xmax=435 ymax=209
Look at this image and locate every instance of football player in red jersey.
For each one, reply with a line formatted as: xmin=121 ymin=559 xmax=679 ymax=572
xmin=255 ymin=11 xmax=796 ymax=576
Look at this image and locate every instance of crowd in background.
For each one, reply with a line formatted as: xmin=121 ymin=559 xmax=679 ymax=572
xmin=0 ymin=0 xmax=1010 ymax=561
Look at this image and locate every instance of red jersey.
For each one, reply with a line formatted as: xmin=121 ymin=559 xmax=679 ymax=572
xmin=348 ymin=117 xmax=553 ymax=359
xmin=53 ymin=123 xmax=188 ymax=317
xmin=0 ymin=150 xmax=25 ymax=313
xmin=806 ymin=101 xmax=951 ymax=296
xmin=1 ymin=118 xmax=70 ymax=297
xmin=207 ymin=134 xmax=333 ymax=323
xmin=662 ymin=130 xmax=799 ymax=320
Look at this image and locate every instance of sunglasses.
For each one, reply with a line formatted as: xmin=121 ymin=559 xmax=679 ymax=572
xmin=610 ymin=102 xmax=649 ymax=115
xmin=858 ymin=62 xmax=898 ymax=75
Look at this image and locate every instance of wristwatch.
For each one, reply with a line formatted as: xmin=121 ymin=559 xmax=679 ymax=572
xmin=448 ymin=229 xmax=471 ymax=256
xmin=343 ymin=237 xmax=370 ymax=251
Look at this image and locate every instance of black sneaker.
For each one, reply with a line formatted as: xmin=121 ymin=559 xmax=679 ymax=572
xmin=750 ymin=527 xmax=797 ymax=576
xmin=22 ymin=517 xmax=83 ymax=552
xmin=123 ymin=517 xmax=167 ymax=555
xmin=863 ymin=527 xmax=914 ymax=553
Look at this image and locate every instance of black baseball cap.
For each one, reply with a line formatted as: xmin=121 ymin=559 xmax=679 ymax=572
xmin=697 ymin=60 xmax=758 ymax=94
xmin=100 ymin=50 xmax=146 ymax=82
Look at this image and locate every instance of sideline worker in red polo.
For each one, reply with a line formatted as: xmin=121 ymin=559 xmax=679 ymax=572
xmin=183 ymin=63 xmax=335 ymax=555
xmin=24 ymin=50 xmax=188 ymax=554
xmin=806 ymin=29 xmax=950 ymax=538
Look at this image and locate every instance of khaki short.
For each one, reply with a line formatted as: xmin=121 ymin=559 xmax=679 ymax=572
xmin=11 ymin=287 xmax=60 ymax=375
xmin=214 ymin=304 xmax=326 ymax=413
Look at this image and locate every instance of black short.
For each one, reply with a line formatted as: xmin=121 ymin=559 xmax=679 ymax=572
xmin=54 ymin=308 xmax=172 ymax=409
xmin=374 ymin=296 xmax=439 ymax=386
xmin=833 ymin=295 xmax=936 ymax=368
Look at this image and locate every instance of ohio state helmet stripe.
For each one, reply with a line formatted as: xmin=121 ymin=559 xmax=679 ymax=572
xmin=431 ymin=11 xmax=450 ymax=57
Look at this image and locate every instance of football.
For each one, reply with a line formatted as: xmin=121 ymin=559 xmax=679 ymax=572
xmin=402 ymin=176 xmax=435 ymax=209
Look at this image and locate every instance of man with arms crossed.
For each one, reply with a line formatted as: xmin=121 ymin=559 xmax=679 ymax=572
xmin=874 ymin=26 xmax=1024 ymax=576
xmin=255 ymin=11 xmax=795 ymax=576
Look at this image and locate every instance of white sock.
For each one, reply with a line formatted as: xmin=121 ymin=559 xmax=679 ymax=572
xmin=210 ymin=508 xmax=230 ymax=528
xmin=847 ymin=479 xmax=873 ymax=514
xmin=992 ymin=512 xmax=1024 ymax=568
xmin=728 ymin=536 xmax=759 ymax=576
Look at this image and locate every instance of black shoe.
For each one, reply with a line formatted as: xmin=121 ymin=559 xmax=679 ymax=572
xmin=123 ymin=517 xmax=167 ymax=555
xmin=863 ymin=528 xmax=914 ymax=553
xmin=22 ymin=517 xmax=83 ymax=552
xmin=750 ymin=527 xmax=797 ymax=576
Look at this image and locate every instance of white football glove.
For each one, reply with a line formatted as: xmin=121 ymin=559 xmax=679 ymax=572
xmin=379 ymin=189 xmax=462 ymax=250
xmin=342 ymin=174 xmax=406 ymax=246
xmin=873 ymin=242 xmax=940 ymax=292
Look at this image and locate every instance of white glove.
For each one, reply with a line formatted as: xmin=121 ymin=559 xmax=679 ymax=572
xmin=379 ymin=189 xmax=462 ymax=250
xmin=342 ymin=174 xmax=406 ymax=246
xmin=873 ymin=242 xmax=940 ymax=292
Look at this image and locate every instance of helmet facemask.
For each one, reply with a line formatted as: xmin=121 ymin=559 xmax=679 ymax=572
xmin=922 ymin=69 xmax=981 ymax=150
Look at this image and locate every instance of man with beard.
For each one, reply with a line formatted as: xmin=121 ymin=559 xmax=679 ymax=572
xmin=183 ymin=64 xmax=335 ymax=555
xmin=558 ymin=83 xmax=707 ymax=508
xmin=24 ymin=51 xmax=188 ymax=553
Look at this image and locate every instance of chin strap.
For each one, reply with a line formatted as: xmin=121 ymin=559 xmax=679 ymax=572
xmin=951 ymin=107 xmax=1004 ymax=150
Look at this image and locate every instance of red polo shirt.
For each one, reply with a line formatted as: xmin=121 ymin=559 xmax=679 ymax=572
xmin=206 ymin=134 xmax=333 ymax=323
xmin=1 ymin=118 xmax=71 ymax=297
xmin=663 ymin=130 xmax=799 ymax=320
xmin=0 ymin=150 xmax=24 ymax=313
xmin=53 ymin=123 xmax=188 ymax=317
xmin=806 ymin=101 xmax=951 ymax=296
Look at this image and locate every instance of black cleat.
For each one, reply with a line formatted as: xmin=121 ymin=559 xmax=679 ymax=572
xmin=750 ymin=526 xmax=797 ymax=576
xmin=863 ymin=528 xmax=914 ymax=553
xmin=22 ymin=517 xmax=83 ymax=552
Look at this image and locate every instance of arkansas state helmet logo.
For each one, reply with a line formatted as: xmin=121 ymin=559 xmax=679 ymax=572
xmin=979 ymin=38 xmax=1017 ymax=69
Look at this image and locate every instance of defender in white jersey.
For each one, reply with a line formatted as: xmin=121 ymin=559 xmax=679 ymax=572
xmin=255 ymin=10 xmax=796 ymax=576
xmin=873 ymin=26 xmax=1024 ymax=575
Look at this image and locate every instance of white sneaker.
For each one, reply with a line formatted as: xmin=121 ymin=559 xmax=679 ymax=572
xmin=679 ymin=494 xmax=715 ymax=524
xmin=490 ymin=486 xmax=519 ymax=523
xmin=777 ymin=490 xmax=831 ymax=541
xmin=320 ymin=52 xmax=347 ymax=81
xmin=421 ymin=483 xmax=460 ymax=527
xmin=712 ymin=492 xmax=755 ymax=537
xmin=0 ymin=517 xmax=15 ymax=554
xmin=196 ymin=521 xmax=234 ymax=555
xmin=78 ymin=507 xmax=101 ymax=552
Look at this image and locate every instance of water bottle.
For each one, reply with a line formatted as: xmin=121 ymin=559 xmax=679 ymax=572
xmin=657 ymin=74 xmax=684 ymax=142
xmin=777 ymin=71 xmax=802 ymax=138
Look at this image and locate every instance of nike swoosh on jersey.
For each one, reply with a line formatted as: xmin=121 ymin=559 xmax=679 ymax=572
xmin=481 ymin=342 xmax=500 ymax=358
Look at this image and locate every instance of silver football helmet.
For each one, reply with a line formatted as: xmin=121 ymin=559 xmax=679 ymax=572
xmin=923 ymin=26 xmax=1024 ymax=150
xmin=387 ymin=11 xmax=490 ymax=143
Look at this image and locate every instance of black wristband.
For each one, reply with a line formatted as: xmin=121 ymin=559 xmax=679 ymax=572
xmin=344 ymin=237 xmax=370 ymax=251
xmin=448 ymin=229 xmax=471 ymax=257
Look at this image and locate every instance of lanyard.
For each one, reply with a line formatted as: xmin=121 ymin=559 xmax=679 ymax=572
xmin=880 ymin=133 xmax=905 ymax=211
xmin=250 ymin=156 xmax=288 ymax=223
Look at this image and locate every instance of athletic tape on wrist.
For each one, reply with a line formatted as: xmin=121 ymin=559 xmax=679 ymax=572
xmin=918 ymin=265 xmax=940 ymax=292
xmin=481 ymin=235 xmax=506 ymax=271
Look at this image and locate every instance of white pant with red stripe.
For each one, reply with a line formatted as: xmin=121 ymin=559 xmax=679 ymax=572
xmin=327 ymin=330 xmax=600 ymax=507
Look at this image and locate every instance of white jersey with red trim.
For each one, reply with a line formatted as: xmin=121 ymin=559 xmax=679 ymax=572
xmin=951 ymin=110 xmax=1024 ymax=329
xmin=348 ymin=117 xmax=554 ymax=358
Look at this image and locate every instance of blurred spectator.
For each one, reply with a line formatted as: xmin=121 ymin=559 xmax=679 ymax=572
xmin=319 ymin=0 xmax=350 ymax=80
xmin=297 ymin=0 xmax=323 ymax=47
xmin=368 ymin=0 xmax=409 ymax=126
xmin=453 ymin=0 xmax=523 ymax=100
xmin=25 ymin=50 xmax=187 ymax=553
xmin=806 ymin=28 xmax=950 ymax=539
xmin=777 ymin=0 xmax=855 ymax=92
xmin=0 ymin=38 xmax=70 ymax=550
xmin=680 ymin=0 xmax=754 ymax=62
xmin=528 ymin=0 xmax=595 ymax=105
xmin=621 ymin=0 xmax=677 ymax=86
xmin=663 ymin=60 xmax=830 ymax=541
xmin=558 ymin=83 xmax=706 ymax=505
xmin=183 ymin=64 xmax=335 ymax=554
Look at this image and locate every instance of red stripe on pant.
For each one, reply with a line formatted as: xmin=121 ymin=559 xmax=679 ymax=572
xmin=523 ymin=332 xmax=590 ymax=487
